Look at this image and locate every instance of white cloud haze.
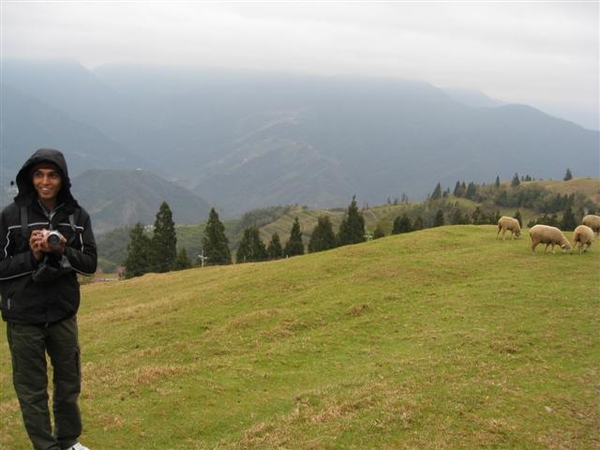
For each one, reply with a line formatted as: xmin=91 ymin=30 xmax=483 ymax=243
xmin=1 ymin=1 xmax=598 ymax=129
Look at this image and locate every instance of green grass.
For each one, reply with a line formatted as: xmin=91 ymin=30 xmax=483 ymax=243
xmin=1 ymin=225 xmax=598 ymax=449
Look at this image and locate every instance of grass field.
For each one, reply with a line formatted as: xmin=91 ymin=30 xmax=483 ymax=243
xmin=1 ymin=225 xmax=598 ymax=449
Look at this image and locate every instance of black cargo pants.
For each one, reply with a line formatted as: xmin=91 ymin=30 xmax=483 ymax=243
xmin=6 ymin=315 xmax=82 ymax=450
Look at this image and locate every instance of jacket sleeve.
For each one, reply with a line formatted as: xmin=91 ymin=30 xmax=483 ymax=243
xmin=63 ymin=210 xmax=97 ymax=276
xmin=0 ymin=208 xmax=37 ymax=282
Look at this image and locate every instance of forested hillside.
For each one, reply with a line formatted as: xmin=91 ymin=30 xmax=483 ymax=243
xmin=95 ymin=176 xmax=599 ymax=273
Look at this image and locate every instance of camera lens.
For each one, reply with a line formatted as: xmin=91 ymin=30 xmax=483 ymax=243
xmin=47 ymin=233 xmax=61 ymax=246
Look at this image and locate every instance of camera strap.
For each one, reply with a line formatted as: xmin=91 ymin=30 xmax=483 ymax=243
xmin=19 ymin=206 xmax=76 ymax=237
xmin=20 ymin=206 xmax=28 ymax=239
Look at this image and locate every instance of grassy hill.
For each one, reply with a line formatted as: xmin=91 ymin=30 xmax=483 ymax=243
xmin=2 ymin=226 xmax=597 ymax=449
xmin=527 ymin=177 xmax=600 ymax=204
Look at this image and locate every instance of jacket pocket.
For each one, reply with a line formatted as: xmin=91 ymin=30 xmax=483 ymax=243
xmin=0 ymin=275 xmax=32 ymax=315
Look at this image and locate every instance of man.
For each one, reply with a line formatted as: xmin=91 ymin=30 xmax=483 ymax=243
xmin=0 ymin=149 xmax=97 ymax=450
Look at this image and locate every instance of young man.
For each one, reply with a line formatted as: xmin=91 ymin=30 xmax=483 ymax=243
xmin=0 ymin=149 xmax=97 ymax=450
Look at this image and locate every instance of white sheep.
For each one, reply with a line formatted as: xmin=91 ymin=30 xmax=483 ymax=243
xmin=572 ymin=224 xmax=595 ymax=254
xmin=582 ymin=214 xmax=600 ymax=235
xmin=496 ymin=216 xmax=521 ymax=240
xmin=529 ymin=224 xmax=572 ymax=254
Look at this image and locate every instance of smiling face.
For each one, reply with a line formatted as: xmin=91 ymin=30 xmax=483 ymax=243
xmin=32 ymin=165 xmax=62 ymax=209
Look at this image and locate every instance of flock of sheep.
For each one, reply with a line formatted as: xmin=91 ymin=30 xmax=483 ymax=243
xmin=496 ymin=214 xmax=600 ymax=254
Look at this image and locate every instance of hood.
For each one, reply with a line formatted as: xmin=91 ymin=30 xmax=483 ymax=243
xmin=14 ymin=148 xmax=78 ymax=208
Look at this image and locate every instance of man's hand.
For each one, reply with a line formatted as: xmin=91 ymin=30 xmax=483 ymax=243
xmin=30 ymin=230 xmax=66 ymax=261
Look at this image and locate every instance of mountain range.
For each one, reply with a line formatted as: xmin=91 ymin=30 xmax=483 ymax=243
xmin=1 ymin=59 xmax=598 ymax=228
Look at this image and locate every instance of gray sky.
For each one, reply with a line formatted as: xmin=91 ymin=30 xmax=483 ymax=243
xmin=1 ymin=1 xmax=598 ymax=129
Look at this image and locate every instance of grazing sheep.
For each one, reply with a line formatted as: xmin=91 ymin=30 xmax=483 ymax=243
xmin=529 ymin=224 xmax=572 ymax=254
xmin=582 ymin=214 xmax=600 ymax=235
xmin=572 ymin=225 xmax=595 ymax=254
xmin=497 ymin=216 xmax=521 ymax=240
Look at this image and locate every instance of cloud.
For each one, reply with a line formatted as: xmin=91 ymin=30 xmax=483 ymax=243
xmin=1 ymin=1 xmax=598 ymax=129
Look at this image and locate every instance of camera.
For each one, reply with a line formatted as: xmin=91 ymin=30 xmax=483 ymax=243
xmin=41 ymin=229 xmax=63 ymax=247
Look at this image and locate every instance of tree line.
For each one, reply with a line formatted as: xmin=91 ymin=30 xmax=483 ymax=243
xmin=125 ymin=196 xmax=368 ymax=278
xmin=122 ymin=171 xmax=598 ymax=278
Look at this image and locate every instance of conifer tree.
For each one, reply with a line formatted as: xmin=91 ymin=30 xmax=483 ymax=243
xmin=337 ymin=196 xmax=365 ymax=246
xmin=495 ymin=175 xmax=501 ymax=188
xmin=453 ymin=181 xmax=465 ymax=197
xmin=392 ymin=213 xmax=412 ymax=234
xmin=564 ymin=168 xmax=573 ymax=181
xmin=123 ymin=223 xmax=152 ymax=279
xmin=451 ymin=209 xmax=469 ymax=225
xmin=173 ymin=247 xmax=192 ymax=270
xmin=471 ymin=206 xmax=489 ymax=225
xmin=202 ymin=207 xmax=232 ymax=265
xmin=511 ymin=173 xmax=521 ymax=187
xmin=308 ymin=216 xmax=337 ymax=253
xmin=284 ymin=217 xmax=305 ymax=257
xmin=267 ymin=233 xmax=283 ymax=260
xmin=236 ymin=227 xmax=267 ymax=263
xmin=152 ymin=201 xmax=177 ymax=273
xmin=465 ymin=182 xmax=477 ymax=199
xmin=412 ymin=216 xmax=424 ymax=231
xmin=560 ymin=206 xmax=577 ymax=231
xmin=433 ymin=209 xmax=445 ymax=227
xmin=372 ymin=223 xmax=386 ymax=239
xmin=431 ymin=182 xmax=443 ymax=200
xmin=514 ymin=210 xmax=522 ymax=227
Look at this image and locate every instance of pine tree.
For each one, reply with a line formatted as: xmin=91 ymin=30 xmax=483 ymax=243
xmin=337 ymin=196 xmax=365 ymax=246
xmin=173 ymin=247 xmax=192 ymax=270
xmin=202 ymin=207 xmax=232 ymax=265
xmin=372 ymin=223 xmax=386 ymax=239
xmin=431 ymin=182 xmax=442 ymax=200
xmin=284 ymin=217 xmax=305 ymax=257
xmin=564 ymin=168 xmax=573 ymax=181
xmin=511 ymin=173 xmax=521 ymax=187
xmin=465 ymin=182 xmax=477 ymax=199
xmin=236 ymin=227 xmax=267 ymax=263
xmin=151 ymin=201 xmax=177 ymax=273
xmin=308 ymin=216 xmax=337 ymax=253
xmin=495 ymin=175 xmax=501 ymax=188
xmin=412 ymin=216 xmax=424 ymax=231
xmin=123 ymin=223 xmax=152 ymax=279
xmin=560 ymin=206 xmax=577 ymax=231
xmin=267 ymin=233 xmax=283 ymax=260
xmin=451 ymin=209 xmax=469 ymax=225
xmin=392 ymin=213 xmax=412 ymax=234
xmin=433 ymin=209 xmax=445 ymax=227
xmin=453 ymin=181 xmax=465 ymax=197
xmin=514 ymin=210 xmax=522 ymax=227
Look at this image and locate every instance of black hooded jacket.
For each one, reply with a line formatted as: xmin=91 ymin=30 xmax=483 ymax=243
xmin=0 ymin=149 xmax=97 ymax=324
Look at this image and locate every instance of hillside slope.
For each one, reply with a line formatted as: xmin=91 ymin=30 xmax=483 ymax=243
xmin=1 ymin=226 xmax=598 ymax=449
xmin=71 ymin=169 xmax=211 ymax=233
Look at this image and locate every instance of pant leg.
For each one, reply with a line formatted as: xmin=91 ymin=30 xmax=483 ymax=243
xmin=7 ymin=322 xmax=60 ymax=450
xmin=47 ymin=315 xmax=82 ymax=449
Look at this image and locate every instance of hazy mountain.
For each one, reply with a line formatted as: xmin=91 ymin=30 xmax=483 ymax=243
xmin=442 ymin=88 xmax=505 ymax=108
xmin=1 ymin=59 xmax=598 ymax=219
xmin=0 ymin=84 xmax=148 ymax=175
xmin=71 ymin=169 xmax=211 ymax=233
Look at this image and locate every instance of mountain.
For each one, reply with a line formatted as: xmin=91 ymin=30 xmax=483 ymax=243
xmin=1 ymin=59 xmax=598 ymax=219
xmin=71 ymin=169 xmax=211 ymax=233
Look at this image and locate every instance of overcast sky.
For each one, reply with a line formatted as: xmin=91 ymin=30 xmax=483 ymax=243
xmin=1 ymin=1 xmax=598 ymax=130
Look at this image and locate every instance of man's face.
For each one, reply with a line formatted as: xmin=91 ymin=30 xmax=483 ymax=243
xmin=32 ymin=166 xmax=62 ymax=202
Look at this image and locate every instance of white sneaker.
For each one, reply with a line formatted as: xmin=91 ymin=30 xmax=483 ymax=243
xmin=68 ymin=443 xmax=90 ymax=450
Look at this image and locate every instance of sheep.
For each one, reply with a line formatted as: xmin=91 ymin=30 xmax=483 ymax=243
xmin=528 ymin=224 xmax=572 ymax=254
xmin=572 ymin=224 xmax=595 ymax=254
xmin=497 ymin=216 xmax=521 ymax=240
xmin=582 ymin=214 xmax=600 ymax=235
